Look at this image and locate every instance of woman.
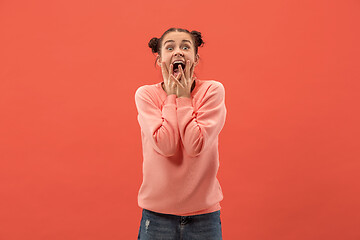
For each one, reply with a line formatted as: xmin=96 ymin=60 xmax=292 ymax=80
xmin=135 ymin=27 xmax=226 ymax=240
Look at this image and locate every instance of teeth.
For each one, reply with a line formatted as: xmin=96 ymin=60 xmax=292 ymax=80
xmin=173 ymin=60 xmax=184 ymax=64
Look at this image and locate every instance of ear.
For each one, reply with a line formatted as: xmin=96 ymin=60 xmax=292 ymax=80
xmin=194 ymin=54 xmax=200 ymax=66
xmin=156 ymin=55 xmax=161 ymax=67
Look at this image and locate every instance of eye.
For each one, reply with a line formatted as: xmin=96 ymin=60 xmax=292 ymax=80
xmin=166 ymin=47 xmax=173 ymax=51
xmin=183 ymin=46 xmax=189 ymax=50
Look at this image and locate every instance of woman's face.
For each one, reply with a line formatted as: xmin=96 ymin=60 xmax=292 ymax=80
xmin=157 ymin=31 xmax=199 ymax=78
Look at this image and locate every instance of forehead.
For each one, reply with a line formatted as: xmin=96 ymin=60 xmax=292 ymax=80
xmin=162 ymin=31 xmax=193 ymax=45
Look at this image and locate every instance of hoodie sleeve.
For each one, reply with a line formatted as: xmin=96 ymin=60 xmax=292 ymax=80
xmin=135 ymin=86 xmax=179 ymax=157
xmin=176 ymin=82 xmax=227 ymax=157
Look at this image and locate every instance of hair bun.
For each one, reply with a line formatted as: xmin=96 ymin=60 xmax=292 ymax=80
xmin=191 ymin=30 xmax=204 ymax=47
xmin=148 ymin=37 xmax=159 ymax=53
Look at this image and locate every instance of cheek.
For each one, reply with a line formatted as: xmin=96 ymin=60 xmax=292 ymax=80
xmin=186 ymin=54 xmax=196 ymax=63
xmin=162 ymin=55 xmax=171 ymax=64
xmin=188 ymin=58 xmax=196 ymax=66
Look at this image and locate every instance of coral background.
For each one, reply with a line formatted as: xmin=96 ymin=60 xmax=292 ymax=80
xmin=0 ymin=0 xmax=359 ymax=239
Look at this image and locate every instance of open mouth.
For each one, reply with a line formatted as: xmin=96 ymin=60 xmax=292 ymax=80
xmin=173 ymin=61 xmax=185 ymax=76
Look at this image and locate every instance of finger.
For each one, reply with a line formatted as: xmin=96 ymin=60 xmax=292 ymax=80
xmin=190 ymin=75 xmax=195 ymax=87
xmin=176 ymin=71 xmax=183 ymax=83
xmin=190 ymin=62 xmax=195 ymax=80
xmin=171 ymin=70 xmax=182 ymax=84
xmin=169 ymin=63 xmax=173 ymax=76
xmin=161 ymin=62 xmax=169 ymax=81
xmin=170 ymin=73 xmax=178 ymax=86
xmin=168 ymin=64 xmax=174 ymax=85
xmin=185 ymin=60 xmax=191 ymax=79
xmin=171 ymin=72 xmax=184 ymax=85
xmin=170 ymin=74 xmax=184 ymax=87
xmin=171 ymin=74 xmax=185 ymax=89
xmin=179 ymin=64 xmax=186 ymax=85
xmin=168 ymin=64 xmax=175 ymax=85
xmin=161 ymin=62 xmax=168 ymax=75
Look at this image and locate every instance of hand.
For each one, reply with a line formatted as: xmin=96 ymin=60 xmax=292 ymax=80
xmin=174 ymin=60 xmax=195 ymax=98
xmin=161 ymin=62 xmax=182 ymax=96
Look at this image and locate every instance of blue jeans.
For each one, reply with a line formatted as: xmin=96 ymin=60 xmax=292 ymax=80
xmin=137 ymin=208 xmax=223 ymax=240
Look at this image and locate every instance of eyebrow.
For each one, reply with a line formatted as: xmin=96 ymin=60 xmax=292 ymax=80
xmin=163 ymin=40 xmax=192 ymax=45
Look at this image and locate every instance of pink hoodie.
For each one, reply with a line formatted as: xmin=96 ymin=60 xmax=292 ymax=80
xmin=135 ymin=79 xmax=226 ymax=216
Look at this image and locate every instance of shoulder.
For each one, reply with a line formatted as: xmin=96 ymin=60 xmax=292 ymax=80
xmin=197 ymin=79 xmax=225 ymax=98
xmin=198 ymin=79 xmax=224 ymax=91
xmin=135 ymin=83 xmax=161 ymax=101
xmin=135 ymin=83 xmax=155 ymax=96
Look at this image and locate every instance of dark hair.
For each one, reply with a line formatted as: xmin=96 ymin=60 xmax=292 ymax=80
xmin=148 ymin=28 xmax=204 ymax=56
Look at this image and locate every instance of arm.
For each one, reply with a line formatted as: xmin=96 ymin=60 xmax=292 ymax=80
xmin=176 ymin=82 xmax=227 ymax=157
xmin=135 ymin=86 xmax=179 ymax=157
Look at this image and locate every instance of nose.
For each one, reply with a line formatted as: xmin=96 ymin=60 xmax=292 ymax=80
xmin=173 ymin=48 xmax=184 ymax=57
